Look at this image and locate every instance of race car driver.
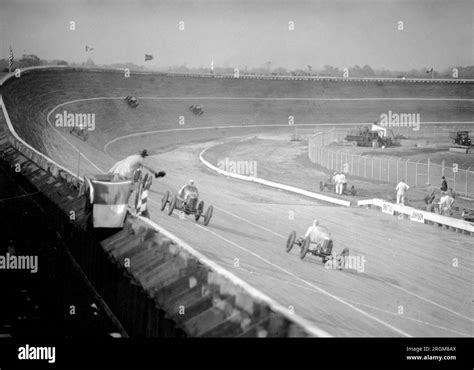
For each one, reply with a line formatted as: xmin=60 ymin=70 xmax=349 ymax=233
xmin=108 ymin=149 xmax=166 ymax=181
xmin=304 ymin=219 xmax=332 ymax=250
xmin=178 ymin=180 xmax=199 ymax=202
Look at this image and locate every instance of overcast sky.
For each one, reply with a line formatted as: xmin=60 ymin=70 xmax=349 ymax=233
xmin=1 ymin=0 xmax=473 ymax=70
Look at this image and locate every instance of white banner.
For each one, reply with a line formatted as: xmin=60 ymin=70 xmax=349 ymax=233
xmin=382 ymin=203 xmax=395 ymax=215
xmin=410 ymin=210 xmax=425 ymax=223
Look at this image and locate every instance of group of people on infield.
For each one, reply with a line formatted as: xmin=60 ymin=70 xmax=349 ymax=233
xmin=397 ymin=176 xmax=456 ymax=216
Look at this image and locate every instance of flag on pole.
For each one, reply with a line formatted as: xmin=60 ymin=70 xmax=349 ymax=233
xmin=85 ymin=45 xmax=95 ymax=52
xmin=85 ymin=177 xmax=132 ymax=228
xmin=426 ymin=67 xmax=433 ymax=74
xmin=145 ymin=54 xmax=153 ymax=61
xmin=8 ymin=46 xmax=14 ymax=73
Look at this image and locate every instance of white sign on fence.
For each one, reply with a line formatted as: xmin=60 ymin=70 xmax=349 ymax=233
xmin=382 ymin=203 xmax=395 ymax=215
xmin=410 ymin=210 xmax=425 ymax=223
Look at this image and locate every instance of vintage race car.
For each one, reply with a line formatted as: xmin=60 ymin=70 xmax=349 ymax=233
xmin=161 ymin=189 xmax=213 ymax=226
xmin=320 ymin=175 xmax=356 ymax=196
xmin=189 ymin=104 xmax=204 ymax=116
xmin=124 ymin=96 xmax=139 ymax=108
xmin=286 ymin=228 xmax=349 ymax=268
xmin=70 ymin=126 xmax=89 ymax=142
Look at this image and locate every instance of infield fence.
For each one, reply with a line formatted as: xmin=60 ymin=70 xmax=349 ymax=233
xmin=308 ymin=125 xmax=474 ymax=198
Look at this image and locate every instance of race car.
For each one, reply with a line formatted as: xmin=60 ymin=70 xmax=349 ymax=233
xmin=70 ymin=126 xmax=89 ymax=142
xmin=124 ymin=96 xmax=139 ymax=108
xmin=189 ymin=104 xmax=204 ymax=116
xmin=286 ymin=227 xmax=349 ymax=268
xmin=319 ymin=174 xmax=356 ymax=196
xmin=161 ymin=188 xmax=213 ymax=226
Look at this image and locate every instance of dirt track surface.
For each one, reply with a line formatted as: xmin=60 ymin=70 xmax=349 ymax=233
xmin=3 ymin=70 xmax=474 ymax=337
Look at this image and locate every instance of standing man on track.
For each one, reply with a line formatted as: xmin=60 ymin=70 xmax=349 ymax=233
xmin=108 ymin=149 xmax=166 ymax=181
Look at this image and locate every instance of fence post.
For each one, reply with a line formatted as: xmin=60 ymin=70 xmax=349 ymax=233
xmin=453 ymin=169 xmax=456 ymax=193
xmin=466 ymin=167 xmax=471 ymax=196
xmin=427 ymin=157 xmax=430 ymax=185
xmin=405 ymin=159 xmax=409 ymax=183
xmin=415 ymin=160 xmax=418 ymax=187
xmin=397 ymin=158 xmax=400 ymax=183
xmin=351 ymin=155 xmax=354 ymax=175
xmin=379 ymin=158 xmax=382 ymax=181
xmin=358 ymin=155 xmax=360 ymax=177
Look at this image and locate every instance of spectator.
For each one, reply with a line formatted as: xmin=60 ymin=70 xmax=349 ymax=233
xmin=395 ymin=179 xmax=410 ymax=205
xmin=440 ymin=176 xmax=448 ymax=192
xmin=340 ymin=173 xmax=347 ymax=194
xmin=350 ymin=185 xmax=357 ymax=196
xmin=335 ymin=172 xmax=344 ymax=195
xmin=108 ymin=149 xmax=166 ymax=181
xmin=439 ymin=191 xmax=454 ymax=216
xmin=424 ymin=183 xmax=436 ymax=206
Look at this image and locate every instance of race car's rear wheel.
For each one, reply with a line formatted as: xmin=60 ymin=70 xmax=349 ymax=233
xmin=168 ymin=195 xmax=176 ymax=216
xmin=286 ymin=231 xmax=296 ymax=253
xmin=195 ymin=200 xmax=204 ymax=221
xmin=161 ymin=191 xmax=169 ymax=211
xmin=203 ymin=205 xmax=213 ymax=226
xmin=300 ymin=237 xmax=310 ymax=259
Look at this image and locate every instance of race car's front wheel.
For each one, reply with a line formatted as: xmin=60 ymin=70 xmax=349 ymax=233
xmin=168 ymin=195 xmax=176 ymax=216
xmin=195 ymin=200 xmax=204 ymax=221
xmin=161 ymin=191 xmax=169 ymax=211
xmin=286 ymin=231 xmax=296 ymax=253
xmin=203 ymin=205 xmax=213 ymax=226
xmin=300 ymin=237 xmax=310 ymax=259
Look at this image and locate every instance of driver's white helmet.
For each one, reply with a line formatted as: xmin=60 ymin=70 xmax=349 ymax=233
xmin=189 ymin=179 xmax=195 ymax=185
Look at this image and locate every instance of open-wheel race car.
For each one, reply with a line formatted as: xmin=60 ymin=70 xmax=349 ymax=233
xmin=124 ymin=96 xmax=139 ymax=108
xmin=70 ymin=126 xmax=89 ymax=142
xmin=320 ymin=175 xmax=356 ymax=196
xmin=161 ymin=189 xmax=213 ymax=226
xmin=286 ymin=228 xmax=349 ymax=268
xmin=189 ymin=104 xmax=204 ymax=116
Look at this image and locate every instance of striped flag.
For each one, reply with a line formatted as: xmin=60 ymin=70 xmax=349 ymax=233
xmin=85 ymin=177 xmax=132 ymax=228
xmin=145 ymin=54 xmax=153 ymax=61
xmin=8 ymin=46 xmax=14 ymax=72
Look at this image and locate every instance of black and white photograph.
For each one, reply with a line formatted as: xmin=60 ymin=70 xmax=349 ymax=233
xmin=0 ymin=0 xmax=473 ymax=368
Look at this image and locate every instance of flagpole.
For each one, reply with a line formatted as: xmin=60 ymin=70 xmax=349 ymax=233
xmin=8 ymin=45 xmax=13 ymax=73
